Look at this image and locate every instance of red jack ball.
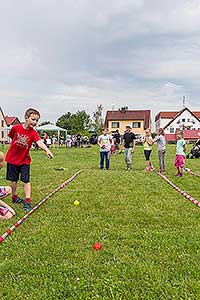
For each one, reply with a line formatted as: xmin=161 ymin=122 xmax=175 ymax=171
xmin=93 ymin=242 xmax=102 ymax=250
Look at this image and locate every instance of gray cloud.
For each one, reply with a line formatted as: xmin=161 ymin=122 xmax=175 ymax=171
xmin=0 ymin=0 xmax=200 ymax=123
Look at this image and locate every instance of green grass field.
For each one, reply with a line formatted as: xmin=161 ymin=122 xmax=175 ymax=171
xmin=0 ymin=144 xmax=200 ymax=300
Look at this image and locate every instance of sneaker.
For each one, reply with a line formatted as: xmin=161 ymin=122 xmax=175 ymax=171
xmin=12 ymin=197 xmax=25 ymax=204
xmin=24 ymin=202 xmax=31 ymax=211
xmin=177 ymin=173 xmax=182 ymax=177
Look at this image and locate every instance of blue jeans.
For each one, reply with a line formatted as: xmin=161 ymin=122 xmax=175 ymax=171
xmin=100 ymin=151 xmax=110 ymax=169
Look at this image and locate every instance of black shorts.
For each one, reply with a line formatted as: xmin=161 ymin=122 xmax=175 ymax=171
xmin=6 ymin=163 xmax=30 ymax=183
xmin=144 ymin=150 xmax=152 ymax=161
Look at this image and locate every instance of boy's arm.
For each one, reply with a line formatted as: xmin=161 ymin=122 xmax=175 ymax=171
xmin=152 ymin=136 xmax=158 ymax=144
xmin=122 ymin=138 xmax=125 ymax=149
xmin=132 ymin=138 xmax=136 ymax=152
xmin=97 ymin=137 xmax=101 ymax=148
xmin=0 ymin=200 xmax=15 ymax=215
xmin=147 ymin=137 xmax=153 ymax=146
xmin=36 ymin=140 xmax=54 ymax=158
xmin=183 ymin=143 xmax=186 ymax=153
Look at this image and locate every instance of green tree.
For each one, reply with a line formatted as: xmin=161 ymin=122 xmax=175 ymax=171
xmin=39 ymin=121 xmax=52 ymax=126
xmin=93 ymin=104 xmax=104 ymax=133
xmin=56 ymin=110 xmax=92 ymax=134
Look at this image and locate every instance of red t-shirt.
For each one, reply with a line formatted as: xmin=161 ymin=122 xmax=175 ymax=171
xmin=5 ymin=124 xmax=40 ymax=166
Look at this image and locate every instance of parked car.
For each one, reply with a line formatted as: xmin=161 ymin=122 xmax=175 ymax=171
xmin=135 ymin=134 xmax=143 ymax=145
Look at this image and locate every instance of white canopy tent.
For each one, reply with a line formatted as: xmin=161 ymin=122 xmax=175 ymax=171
xmin=36 ymin=124 xmax=68 ymax=143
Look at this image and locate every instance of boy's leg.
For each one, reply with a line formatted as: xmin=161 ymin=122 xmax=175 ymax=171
xmin=144 ymin=150 xmax=150 ymax=171
xmin=105 ymin=151 xmax=110 ymax=170
xmin=6 ymin=163 xmax=24 ymax=203
xmin=100 ymin=152 xmax=104 ymax=169
xmin=102 ymin=152 xmax=106 ymax=169
xmin=11 ymin=182 xmax=24 ymax=203
xmin=127 ymin=148 xmax=132 ymax=169
xmin=24 ymin=182 xmax=31 ymax=199
xmin=158 ymin=151 xmax=163 ymax=172
xmin=160 ymin=151 xmax=165 ymax=173
xmin=21 ymin=165 xmax=31 ymax=211
xmin=11 ymin=181 xmax=17 ymax=197
xmin=23 ymin=182 xmax=31 ymax=211
xmin=124 ymin=148 xmax=128 ymax=167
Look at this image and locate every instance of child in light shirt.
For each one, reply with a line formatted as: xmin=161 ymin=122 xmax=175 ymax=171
xmin=174 ymin=131 xmax=186 ymax=177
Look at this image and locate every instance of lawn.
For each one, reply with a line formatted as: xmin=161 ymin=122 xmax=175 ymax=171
xmin=0 ymin=144 xmax=200 ymax=300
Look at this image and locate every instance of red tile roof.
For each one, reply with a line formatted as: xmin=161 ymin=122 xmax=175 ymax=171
xmin=193 ymin=112 xmax=200 ymax=119
xmin=155 ymin=110 xmax=200 ymax=122
xmin=105 ymin=110 xmax=151 ymax=128
xmin=155 ymin=111 xmax=178 ymax=121
xmin=5 ymin=116 xmax=20 ymax=126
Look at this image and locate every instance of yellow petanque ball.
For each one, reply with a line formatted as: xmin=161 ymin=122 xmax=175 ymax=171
xmin=73 ymin=200 xmax=80 ymax=207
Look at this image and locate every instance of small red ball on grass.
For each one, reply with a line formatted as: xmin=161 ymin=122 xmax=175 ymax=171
xmin=93 ymin=242 xmax=102 ymax=251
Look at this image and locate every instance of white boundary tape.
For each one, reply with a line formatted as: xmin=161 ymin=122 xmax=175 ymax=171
xmin=157 ymin=172 xmax=200 ymax=207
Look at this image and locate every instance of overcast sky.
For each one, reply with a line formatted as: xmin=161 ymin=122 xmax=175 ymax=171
xmin=0 ymin=0 xmax=200 ymax=123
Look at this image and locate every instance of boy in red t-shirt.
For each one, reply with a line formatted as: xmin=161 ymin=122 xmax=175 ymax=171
xmin=5 ymin=108 xmax=54 ymax=211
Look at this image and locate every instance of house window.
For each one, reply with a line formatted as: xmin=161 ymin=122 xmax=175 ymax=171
xmin=177 ymin=120 xmax=180 ymax=124
xmin=1 ymin=131 xmax=4 ymax=138
xmin=170 ymin=128 xmax=174 ymax=133
xmin=111 ymin=122 xmax=120 ymax=128
xmin=132 ymin=122 xmax=141 ymax=128
xmin=1 ymin=120 xmax=3 ymax=127
xmin=182 ymin=118 xmax=185 ymax=122
xmin=187 ymin=119 xmax=190 ymax=122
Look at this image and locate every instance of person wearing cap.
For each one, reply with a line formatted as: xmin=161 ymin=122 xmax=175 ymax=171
xmin=122 ymin=125 xmax=136 ymax=170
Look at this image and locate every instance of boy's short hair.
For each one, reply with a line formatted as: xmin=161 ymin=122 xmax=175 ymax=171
xmin=0 ymin=151 xmax=5 ymax=163
xmin=25 ymin=108 xmax=40 ymax=118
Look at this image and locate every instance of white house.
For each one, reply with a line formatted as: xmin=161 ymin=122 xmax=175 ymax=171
xmin=155 ymin=107 xmax=200 ymax=134
xmin=0 ymin=107 xmax=21 ymax=143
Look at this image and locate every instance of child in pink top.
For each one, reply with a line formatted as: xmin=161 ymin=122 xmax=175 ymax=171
xmin=0 ymin=151 xmax=15 ymax=219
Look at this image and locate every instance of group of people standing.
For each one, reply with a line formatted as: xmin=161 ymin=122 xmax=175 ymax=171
xmin=97 ymin=125 xmax=187 ymax=177
xmin=0 ymin=107 xmax=187 ymax=220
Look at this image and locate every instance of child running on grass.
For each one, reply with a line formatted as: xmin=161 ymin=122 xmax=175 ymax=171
xmin=174 ymin=130 xmax=186 ymax=177
xmin=142 ymin=128 xmax=154 ymax=171
xmin=0 ymin=151 xmax=15 ymax=219
xmin=5 ymin=108 xmax=54 ymax=211
xmin=152 ymin=128 xmax=166 ymax=174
